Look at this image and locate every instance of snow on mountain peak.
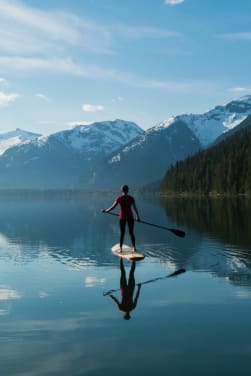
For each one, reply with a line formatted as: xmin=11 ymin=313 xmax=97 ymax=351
xmin=55 ymin=119 xmax=143 ymax=155
xmin=174 ymin=95 xmax=251 ymax=146
xmin=108 ymin=117 xmax=181 ymax=164
xmin=154 ymin=117 xmax=176 ymax=131
xmin=0 ymin=128 xmax=41 ymax=155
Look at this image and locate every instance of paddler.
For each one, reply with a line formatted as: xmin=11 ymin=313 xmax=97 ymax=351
xmin=102 ymin=184 xmax=140 ymax=252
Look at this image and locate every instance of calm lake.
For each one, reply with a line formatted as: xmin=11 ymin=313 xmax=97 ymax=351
xmin=0 ymin=194 xmax=251 ymax=376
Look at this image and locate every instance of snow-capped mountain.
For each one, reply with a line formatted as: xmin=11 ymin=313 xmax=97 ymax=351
xmin=0 ymin=120 xmax=143 ymax=189
xmin=0 ymin=128 xmax=41 ymax=155
xmin=55 ymin=119 xmax=143 ymax=157
xmin=171 ymin=95 xmax=251 ymax=146
xmin=1 ymin=94 xmax=251 ymax=190
xmin=91 ymin=119 xmax=202 ymax=188
xmin=91 ymin=95 xmax=251 ymax=188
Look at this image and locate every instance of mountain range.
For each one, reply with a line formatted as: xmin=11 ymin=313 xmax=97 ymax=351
xmin=90 ymin=95 xmax=251 ymax=188
xmin=0 ymin=120 xmax=142 ymax=189
xmin=0 ymin=95 xmax=251 ymax=189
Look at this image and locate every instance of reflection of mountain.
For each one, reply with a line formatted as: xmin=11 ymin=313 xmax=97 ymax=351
xmin=0 ymin=199 xmax=114 ymax=266
xmin=1 ymin=196 xmax=251 ymax=289
xmin=159 ymin=197 xmax=251 ymax=287
xmin=0 ymin=196 xmax=199 ymax=268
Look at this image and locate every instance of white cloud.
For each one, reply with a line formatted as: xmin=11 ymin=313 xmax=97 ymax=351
xmin=0 ymin=27 xmax=55 ymax=54
xmin=0 ymin=308 xmax=9 ymax=316
xmin=0 ymin=91 xmax=19 ymax=106
xmin=85 ymin=276 xmax=106 ymax=287
xmin=66 ymin=121 xmax=92 ymax=128
xmin=234 ymin=289 xmax=251 ymax=299
xmin=0 ymin=285 xmax=21 ymax=300
xmin=140 ymin=78 xmax=217 ymax=93
xmin=35 ymin=93 xmax=50 ymax=101
xmin=0 ymin=0 xmax=181 ymax=57
xmin=229 ymin=87 xmax=251 ymax=93
xmin=0 ymin=56 xmax=117 ymax=78
xmin=39 ymin=291 xmax=49 ymax=299
xmin=0 ymin=56 xmax=81 ymax=75
xmin=165 ymin=0 xmax=185 ymax=5
xmin=82 ymin=104 xmax=104 ymax=112
xmin=0 ymin=56 xmax=219 ymax=94
xmin=114 ymin=24 xmax=180 ymax=39
xmin=0 ymin=0 xmax=78 ymax=42
xmin=0 ymin=0 xmax=112 ymax=54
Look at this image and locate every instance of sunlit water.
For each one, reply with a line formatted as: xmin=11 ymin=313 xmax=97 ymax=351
xmin=0 ymin=195 xmax=251 ymax=375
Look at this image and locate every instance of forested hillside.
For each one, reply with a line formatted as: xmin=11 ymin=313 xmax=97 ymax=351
xmin=160 ymin=125 xmax=251 ymax=195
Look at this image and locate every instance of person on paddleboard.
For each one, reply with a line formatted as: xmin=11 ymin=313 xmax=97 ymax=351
xmin=102 ymin=184 xmax=140 ymax=252
xmin=109 ymin=259 xmax=141 ymax=320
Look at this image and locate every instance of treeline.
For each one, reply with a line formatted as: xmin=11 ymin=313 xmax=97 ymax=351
xmin=160 ymin=125 xmax=251 ymax=195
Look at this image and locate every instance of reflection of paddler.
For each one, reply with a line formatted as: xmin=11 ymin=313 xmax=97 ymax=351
xmin=109 ymin=259 xmax=141 ymax=320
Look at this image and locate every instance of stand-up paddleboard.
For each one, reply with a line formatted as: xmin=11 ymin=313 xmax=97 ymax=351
xmin=111 ymin=243 xmax=145 ymax=261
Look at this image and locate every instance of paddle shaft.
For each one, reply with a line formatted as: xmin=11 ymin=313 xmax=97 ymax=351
xmin=104 ymin=211 xmax=185 ymax=238
xmin=103 ymin=268 xmax=186 ymax=296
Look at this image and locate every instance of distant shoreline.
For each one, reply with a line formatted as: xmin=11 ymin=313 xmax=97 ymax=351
xmin=0 ymin=189 xmax=250 ymax=200
xmin=157 ymin=192 xmax=251 ymax=198
xmin=0 ymin=189 xmax=117 ymax=200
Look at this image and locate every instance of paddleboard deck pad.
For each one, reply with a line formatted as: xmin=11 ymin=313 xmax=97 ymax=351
xmin=111 ymin=243 xmax=145 ymax=261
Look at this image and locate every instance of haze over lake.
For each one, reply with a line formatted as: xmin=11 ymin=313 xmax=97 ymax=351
xmin=0 ymin=194 xmax=251 ymax=376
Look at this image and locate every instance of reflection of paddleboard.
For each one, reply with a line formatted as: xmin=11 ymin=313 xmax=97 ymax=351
xmin=111 ymin=243 xmax=145 ymax=261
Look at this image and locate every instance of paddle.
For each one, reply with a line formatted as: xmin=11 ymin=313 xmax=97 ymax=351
xmin=103 ymin=268 xmax=186 ymax=296
xmin=103 ymin=211 xmax=186 ymax=238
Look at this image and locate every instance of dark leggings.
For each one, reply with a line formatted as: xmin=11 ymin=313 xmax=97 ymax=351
xmin=120 ymin=259 xmax=136 ymax=291
xmin=120 ymin=218 xmax=135 ymax=248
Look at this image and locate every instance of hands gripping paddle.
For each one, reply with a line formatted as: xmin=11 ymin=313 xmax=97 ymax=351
xmin=103 ymin=212 xmax=186 ymax=238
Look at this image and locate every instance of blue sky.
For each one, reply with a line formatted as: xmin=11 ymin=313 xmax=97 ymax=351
xmin=1 ymin=0 xmax=251 ymax=135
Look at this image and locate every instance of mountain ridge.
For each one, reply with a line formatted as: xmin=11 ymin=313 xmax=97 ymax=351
xmin=1 ymin=94 xmax=251 ymax=190
xmin=0 ymin=119 xmax=143 ymax=189
xmin=90 ymin=119 xmax=202 ymax=188
xmin=166 ymin=94 xmax=251 ymax=146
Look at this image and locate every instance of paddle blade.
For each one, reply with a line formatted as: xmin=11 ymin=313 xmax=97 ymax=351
xmin=103 ymin=289 xmax=116 ymax=296
xmin=170 ymin=228 xmax=186 ymax=238
xmin=167 ymin=268 xmax=186 ymax=278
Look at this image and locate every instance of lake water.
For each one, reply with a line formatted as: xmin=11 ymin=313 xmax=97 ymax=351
xmin=0 ymin=195 xmax=251 ymax=376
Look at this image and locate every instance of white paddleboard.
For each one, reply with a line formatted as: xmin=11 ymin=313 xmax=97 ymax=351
xmin=111 ymin=243 xmax=145 ymax=261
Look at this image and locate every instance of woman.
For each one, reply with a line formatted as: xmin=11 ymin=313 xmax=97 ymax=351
xmin=102 ymin=184 xmax=140 ymax=252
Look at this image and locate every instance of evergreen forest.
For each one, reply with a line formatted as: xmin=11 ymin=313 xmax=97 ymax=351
xmin=160 ymin=124 xmax=251 ymax=195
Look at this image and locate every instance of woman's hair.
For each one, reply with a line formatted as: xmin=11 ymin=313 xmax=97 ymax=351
xmin=121 ymin=184 xmax=129 ymax=193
